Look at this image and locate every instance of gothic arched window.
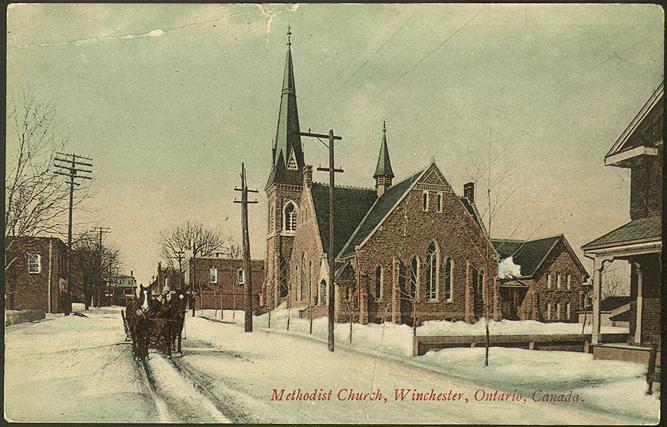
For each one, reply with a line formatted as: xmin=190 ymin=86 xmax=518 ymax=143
xmin=443 ymin=257 xmax=453 ymax=301
xmin=308 ymin=261 xmax=312 ymax=303
xmin=283 ymin=201 xmax=298 ymax=232
xmin=300 ymin=254 xmax=306 ymax=301
xmin=319 ymin=280 xmax=327 ymax=305
xmin=478 ymin=269 xmax=485 ymax=300
xmin=426 ymin=242 xmax=439 ymax=300
xmin=375 ymin=266 xmax=383 ymax=301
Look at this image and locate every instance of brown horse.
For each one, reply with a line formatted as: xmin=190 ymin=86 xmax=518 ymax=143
xmin=125 ymin=284 xmax=161 ymax=360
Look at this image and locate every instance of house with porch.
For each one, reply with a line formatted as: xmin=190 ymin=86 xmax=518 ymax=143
xmin=582 ymin=81 xmax=662 ymax=363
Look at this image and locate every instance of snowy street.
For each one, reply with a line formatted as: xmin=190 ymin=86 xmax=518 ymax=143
xmin=4 ymin=306 xmax=660 ymax=424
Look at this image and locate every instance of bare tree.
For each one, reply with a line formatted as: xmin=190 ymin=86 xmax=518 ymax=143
xmin=72 ymin=230 xmax=121 ymax=309
xmin=601 ymin=267 xmax=627 ymax=299
xmin=159 ymin=222 xmax=235 ymax=261
xmin=466 ymin=129 xmax=520 ymax=367
xmin=5 ymin=93 xmax=76 ymax=270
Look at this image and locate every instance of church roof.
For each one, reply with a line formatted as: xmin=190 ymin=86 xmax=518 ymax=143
xmin=266 ymin=31 xmax=304 ymax=190
xmin=311 ymin=183 xmax=377 ymax=258
xmin=337 ymin=168 xmax=425 ymax=260
xmin=373 ymin=123 xmax=394 ymax=179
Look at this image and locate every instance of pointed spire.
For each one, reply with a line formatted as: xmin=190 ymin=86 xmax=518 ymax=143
xmin=374 ymin=121 xmax=395 ymax=179
xmin=266 ymin=26 xmax=304 ymax=190
xmin=374 ymin=121 xmax=395 ymax=197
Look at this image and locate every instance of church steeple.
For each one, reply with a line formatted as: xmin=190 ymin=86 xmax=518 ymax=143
xmin=374 ymin=121 xmax=394 ymax=196
xmin=266 ymin=26 xmax=304 ymax=190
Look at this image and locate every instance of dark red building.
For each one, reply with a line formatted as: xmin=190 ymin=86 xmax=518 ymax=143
xmin=4 ymin=236 xmax=69 ymax=313
xmin=183 ymin=257 xmax=264 ymax=310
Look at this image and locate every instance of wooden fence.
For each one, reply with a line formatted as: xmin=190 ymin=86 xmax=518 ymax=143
xmin=413 ymin=333 xmax=629 ymax=356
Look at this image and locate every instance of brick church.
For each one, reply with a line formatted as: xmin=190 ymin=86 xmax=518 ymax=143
xmin=262 ymin=33 xmax=500 ymax=325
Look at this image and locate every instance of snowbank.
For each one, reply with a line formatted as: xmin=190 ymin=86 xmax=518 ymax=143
xmin=498 ymin=256 xmax=521 ymax=278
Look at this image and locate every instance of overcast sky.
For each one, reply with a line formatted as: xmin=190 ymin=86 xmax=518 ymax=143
xmin=7 ymin=3 xmax=663 ymax=285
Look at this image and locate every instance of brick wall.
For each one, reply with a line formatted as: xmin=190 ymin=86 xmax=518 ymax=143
xmin=354 ymin=187 xmax=497 ymax=324
xmin=189 ymin=258 xmax=264 ymax=310
xmin=264 ymin=183 xmax=302 ymax=308
xmin=531 ymin=239 xmax=588 ymax=323
xmin=4 ymin=237 xmax=67 ymax=313
xmin=630 ymin=149 xmax=663 ymax=220
xmin=288 ymin=185 xmax=325 ymax=307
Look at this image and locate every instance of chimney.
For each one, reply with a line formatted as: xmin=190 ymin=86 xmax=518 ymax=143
xmin=464 ymin=182 xmax=475 ymax=203
xmin=130 ymin=270 xmax=134 ymax=277
xmin=303 ymin=165 xmax=313 ymax=187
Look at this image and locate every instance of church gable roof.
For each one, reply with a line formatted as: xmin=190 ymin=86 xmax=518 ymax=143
xmin=337 ymin=167 xmax=427 ymax=260
xmin=311 ymin=183 xmax=377 ymax=258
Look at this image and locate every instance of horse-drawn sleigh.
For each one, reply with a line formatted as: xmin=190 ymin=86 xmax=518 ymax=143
xmin=122 ymin=284 xmax=187 ymax=361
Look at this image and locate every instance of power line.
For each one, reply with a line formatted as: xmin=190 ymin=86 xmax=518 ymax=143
xmin=382 ymin=6 xmax=487 ymax=95
xmin=53 ymin=152 xmax=93 ymax=315
xmin=320 ymin=11 xmax=418 ymax=111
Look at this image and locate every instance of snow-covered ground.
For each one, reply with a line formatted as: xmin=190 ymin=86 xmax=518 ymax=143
xmin=195 ymin=305 xmax=659 ymax=424
xmin=4 ymin=305 xmax=160 ymax=422
xmin=4 ymin=305 xmax=660 ymax=424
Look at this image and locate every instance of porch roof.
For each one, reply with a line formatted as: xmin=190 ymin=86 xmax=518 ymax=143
xmin=582 ymin=216 xmax=661 ymax=252
xmin=499 ymin=279 xmax=529 ymax=288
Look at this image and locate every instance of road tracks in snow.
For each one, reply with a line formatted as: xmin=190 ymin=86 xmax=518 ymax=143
xmin=137 ymin=351 xmax=231 ymax=423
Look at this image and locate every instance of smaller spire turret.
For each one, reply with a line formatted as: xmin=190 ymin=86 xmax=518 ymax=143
xmin=374 ymin=121 xmax=395 ymax=197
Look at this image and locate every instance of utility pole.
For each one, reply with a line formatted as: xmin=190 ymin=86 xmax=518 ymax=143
xmin=54 ymin=152 xmax=93 ymax=315
xmin=94 ymin=227 xmax=111 ymax=307
xmin=300 ymin=129 xmax=343 ymax=352
xmin=234 ymin=162 xmax=258 ymax=333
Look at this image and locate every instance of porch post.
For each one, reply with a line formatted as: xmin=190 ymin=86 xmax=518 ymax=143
xmin=592 ymin=257 xmax=601 ymax=345
xmin=633 ymin=263 xmax=643 ymax=345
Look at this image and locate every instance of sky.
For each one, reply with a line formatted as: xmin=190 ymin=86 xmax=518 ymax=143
xmin=6 ymin=3 xmax=664 ymax=286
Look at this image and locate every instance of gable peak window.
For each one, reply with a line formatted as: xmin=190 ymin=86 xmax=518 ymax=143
xmin=547 ymin=273 xmax=552 ymax=289
xmin=284 ymin=201 xmax=298 ymax=232
xmin=556 ymin=273 xmax=561 ymax=289
xmin=422 ymin=191 xmax=429 ymax=212
xmin=286 ymin=148 xmax=298 ymax=170
xmin=436 ymin=193 xmax=443 ymax=212
xmin=27 ymin=254 xmax=41 ymax=274
xmin=566 ymin=273 xmax=572 ymax=290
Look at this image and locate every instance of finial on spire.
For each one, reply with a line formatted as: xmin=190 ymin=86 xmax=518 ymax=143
xmin=383 ymin=120 xmax=386 ymax=135
xmin=287 ymin=26 xmax=292 ymax=47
